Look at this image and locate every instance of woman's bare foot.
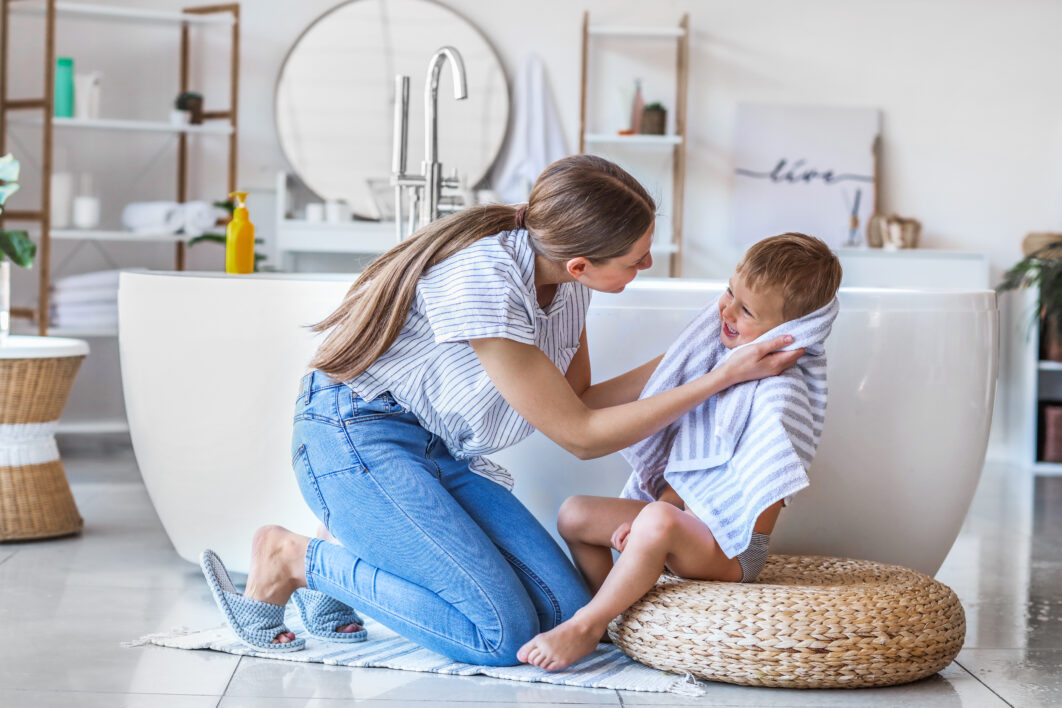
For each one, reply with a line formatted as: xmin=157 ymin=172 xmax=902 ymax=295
xmin=517 ymin=611 xmax=606 ymax=671
xmin=244 ymin=525 xmax=310 ymax=644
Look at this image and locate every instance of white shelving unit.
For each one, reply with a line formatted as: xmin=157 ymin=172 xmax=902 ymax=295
xmin=579 ymin=12 xmax=689 ymax=277
xmin=1015 ymin=287 xmax=1062 ymax=475
xmin=9 ymin=115 xmax=233 ymax=134
xmin=12 ymin=1 xmax=234 ymax=26
xmin=583 ymin=133 xmax=683 ymax=147
xmin=0 ymin=0 xmax=240 ymax=435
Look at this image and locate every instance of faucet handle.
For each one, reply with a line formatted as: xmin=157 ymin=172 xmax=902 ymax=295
xmin=442 ymin=167 xmax=461 ymax=190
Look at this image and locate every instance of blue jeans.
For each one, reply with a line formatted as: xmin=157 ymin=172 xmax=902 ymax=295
xmin=291 ymin=370 xmax=591 ymax=666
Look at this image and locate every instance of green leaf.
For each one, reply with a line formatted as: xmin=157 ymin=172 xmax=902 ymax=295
xmin=0 ymin=153 xmax=19 ymax=182
xmin=187 ymin=233 xmax=226 ymax=246
xmin=0 ymin=182 xmax=18 ymax=207
xmin=997 ymin=242 xmax=1062 ymax=337
xmin=0 ymin=229 xmax=36 ymax=267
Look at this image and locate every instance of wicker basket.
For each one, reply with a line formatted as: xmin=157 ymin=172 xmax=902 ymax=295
xmin=607 ymin=555 xmax=965 ymax=689
xmin=0 ymin=355 xmax=85 ymax=541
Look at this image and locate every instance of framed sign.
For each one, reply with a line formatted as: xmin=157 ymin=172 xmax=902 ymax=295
xmin=734 ymin=104 xmax=880 ymax=249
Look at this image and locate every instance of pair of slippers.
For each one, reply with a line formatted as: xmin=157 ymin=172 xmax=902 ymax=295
xmin=200 ymin=548 xmax=368 ymax=653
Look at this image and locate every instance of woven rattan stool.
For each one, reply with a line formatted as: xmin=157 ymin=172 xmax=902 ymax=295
xmin=1 ymin=336 xmax=88 ymax=541
xmin=608 ymin=554 xmax=965 ymax=689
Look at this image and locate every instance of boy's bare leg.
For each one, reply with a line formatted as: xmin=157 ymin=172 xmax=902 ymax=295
xmin=520 ymin=501 xmax=739 ymax=671
xmin=558 ymin=495 xmax=649 ymax=593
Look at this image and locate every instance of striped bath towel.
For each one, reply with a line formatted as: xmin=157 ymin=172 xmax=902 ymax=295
xmin=620 ymin=295 xmax=839 ymax=558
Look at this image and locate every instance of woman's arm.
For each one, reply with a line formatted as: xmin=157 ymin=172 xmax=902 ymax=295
xmin=563 ymin=326 xmax=663 ymax=408
xmin=470 ymin=335 xmax=801 ymax=460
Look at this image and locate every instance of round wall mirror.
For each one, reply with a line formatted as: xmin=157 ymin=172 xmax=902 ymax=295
xmin=275 ymin=0 xmax=510 ymax=220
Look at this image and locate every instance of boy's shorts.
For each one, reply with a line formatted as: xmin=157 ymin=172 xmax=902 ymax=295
xmin=735 ymin=531 xmax=770 ymax=582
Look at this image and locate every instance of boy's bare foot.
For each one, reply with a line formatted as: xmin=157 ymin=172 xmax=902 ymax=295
xmin=244 ymin=525 xmax=309 ymax=644
xmin=517 ymin=612 xmax=605 ymax=671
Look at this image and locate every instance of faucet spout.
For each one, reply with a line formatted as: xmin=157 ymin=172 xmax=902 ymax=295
xmin=424 ymin=46 xmax=467 ymax=164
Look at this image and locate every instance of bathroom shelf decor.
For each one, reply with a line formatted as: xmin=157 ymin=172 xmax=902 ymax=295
xmin=0 ymin=0 xmax=241 ymax=337
xmin=579 ymin=11 xmax=689 ymax=276
xmin=1003 ymin=235 xmax=1062 ymax=473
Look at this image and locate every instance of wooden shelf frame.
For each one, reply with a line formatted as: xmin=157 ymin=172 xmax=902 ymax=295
xmin=0 ymin=0 xmax=240 ymax=335
xmin=578 ymin=11 xmax=690 ymax=277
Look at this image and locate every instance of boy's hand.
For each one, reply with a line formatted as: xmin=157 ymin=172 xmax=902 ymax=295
xmin=610 ymin=521 xmax=633 ymax=552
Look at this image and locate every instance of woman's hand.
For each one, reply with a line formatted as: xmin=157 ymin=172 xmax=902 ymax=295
xmin=610 ymin=521 xmax=633 ymax=552
xmin=719 ymin=335 xmax=805 ymax=386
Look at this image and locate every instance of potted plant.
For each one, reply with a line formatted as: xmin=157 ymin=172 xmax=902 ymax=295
xmin=0 ymin=153 xmax=37 ymax=343
xmin=997 ymin=236 xmax=1062 ymax=361
xmin=640 ymin=102 xmax=667 ymax=135
xmin=175 ymin=91 xmax=204 ymax=124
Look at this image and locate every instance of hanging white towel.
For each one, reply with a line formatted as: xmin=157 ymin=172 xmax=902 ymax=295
xmin=490 ymin=53 xmax=568 ymax=203
xmin=620 ymin=295 xmax=839 ymax=558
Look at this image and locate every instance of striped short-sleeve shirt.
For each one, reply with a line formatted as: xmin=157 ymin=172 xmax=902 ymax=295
xmin=345 ymin=228 xmax=592 ymax=489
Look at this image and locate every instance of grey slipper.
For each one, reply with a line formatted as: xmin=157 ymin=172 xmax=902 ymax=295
xmin=200 ymin=549 xmax=305 ymax=652
xmin=291 ymin=588 xmax=368 ymax=643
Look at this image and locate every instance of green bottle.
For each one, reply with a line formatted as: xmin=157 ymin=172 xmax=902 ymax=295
xmin=54 ymin=57 xmax=74 ymax=118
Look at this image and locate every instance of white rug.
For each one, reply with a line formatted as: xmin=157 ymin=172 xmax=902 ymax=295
xmin=129 ymin=609 xmax=704 ymax=696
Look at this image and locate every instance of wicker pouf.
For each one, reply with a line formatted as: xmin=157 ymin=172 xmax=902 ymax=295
xmin=607 ymin=554 xmax=965 ymax=689
xmin=0 ymin=336 xmax=88 ymax=541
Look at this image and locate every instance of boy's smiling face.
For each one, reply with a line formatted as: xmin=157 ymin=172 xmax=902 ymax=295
xmin=719 ymin=271 xmax=787 ymax=349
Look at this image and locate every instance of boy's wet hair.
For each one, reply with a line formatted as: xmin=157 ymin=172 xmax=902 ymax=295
xmin=735 ymin=233 xmax=842 ymax=320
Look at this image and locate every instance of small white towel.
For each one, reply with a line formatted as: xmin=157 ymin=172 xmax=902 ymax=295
xmin=121 ymin=201 xmax=184 ymax=234
xmin=120 ymin=200 xmax=223 ymax=237
xmin=490 ymin=53 xmax=568 ymax=203
xmin=620 ymin=295 xmax=839 ymax=558
xmin=181 ymin=200 xmax=223 ymax=238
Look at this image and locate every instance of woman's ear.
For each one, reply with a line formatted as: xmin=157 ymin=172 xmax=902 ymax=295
xmin=566 ymin=257 xmax=590 ymax=279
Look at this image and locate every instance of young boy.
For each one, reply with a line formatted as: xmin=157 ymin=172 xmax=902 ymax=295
xmin=517 ymin=233 xmax=842 ymax=671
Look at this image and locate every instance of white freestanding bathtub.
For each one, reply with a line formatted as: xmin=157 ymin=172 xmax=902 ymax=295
xmin=118 ymin=271 xmax=997 ymax=575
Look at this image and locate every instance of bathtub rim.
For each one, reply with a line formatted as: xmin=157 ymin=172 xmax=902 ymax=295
xmin=121 ymin=270 xmax=997 ymax=313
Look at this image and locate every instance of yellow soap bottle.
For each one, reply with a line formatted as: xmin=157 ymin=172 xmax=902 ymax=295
xmin=225 ymin=191 xmax=255 ymax=274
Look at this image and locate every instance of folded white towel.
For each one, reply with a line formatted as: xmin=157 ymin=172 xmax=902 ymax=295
xmin=51 ymin=301 xmax=117 ymax=317
xmin=51 ymin=310 xmax=119 ymax=330
xmin=49 ymin=285 xmax=117 ymax=306
xmin=620 ymin=294 xmax=839 ymax=558
xmin=121 ymin=201 xmax=184 ymax=234
xmin=52 ymin=269 xmax=123 ymax=293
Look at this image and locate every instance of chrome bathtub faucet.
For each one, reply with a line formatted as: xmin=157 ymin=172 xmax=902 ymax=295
xmin=392 ymin=46 xmax=468 ymax=243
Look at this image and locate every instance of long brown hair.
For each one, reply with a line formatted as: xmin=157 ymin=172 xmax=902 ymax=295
xmin=310 ymin=154 xmax=656 ymax=381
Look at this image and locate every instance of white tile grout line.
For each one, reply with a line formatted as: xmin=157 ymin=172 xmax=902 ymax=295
xmin=217 ymin=654 xmax=243 ymax=706
xmin=954 ymin=658 xmax=1014 ymax=707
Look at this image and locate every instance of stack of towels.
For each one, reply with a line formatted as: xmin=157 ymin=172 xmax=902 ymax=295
xmin=50 ymin=269 xmax=122 ymax=331
xmin=120 ymin=200 xmax=224 ymax=238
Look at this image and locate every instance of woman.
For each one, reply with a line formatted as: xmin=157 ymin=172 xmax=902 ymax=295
xmin=200 ymin=155 xmax=802 ymax=665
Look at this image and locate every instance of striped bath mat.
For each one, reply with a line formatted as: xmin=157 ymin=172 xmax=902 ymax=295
xmin=129 ymin=609 xmax=704 ymax=696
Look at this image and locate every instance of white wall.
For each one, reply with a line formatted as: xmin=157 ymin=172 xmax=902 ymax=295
xmin=8 ymin=0 xmax=1059 ymax=457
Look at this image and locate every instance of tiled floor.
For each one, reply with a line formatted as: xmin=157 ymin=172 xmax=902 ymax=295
xmin=1 ymin=442 xmax=1059 ymax=707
